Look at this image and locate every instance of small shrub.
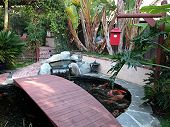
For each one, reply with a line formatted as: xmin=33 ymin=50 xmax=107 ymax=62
xmin=143 ymin=68 xmax=170 ymax=111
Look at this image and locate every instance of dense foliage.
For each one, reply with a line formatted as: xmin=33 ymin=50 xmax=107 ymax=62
xmin=110 ymin=3 xmax=170 ymax=111
xmin=10 ymin=0 xmax=69 ymax=51
xmin=65 ymin=0 xmax=116 ymax=53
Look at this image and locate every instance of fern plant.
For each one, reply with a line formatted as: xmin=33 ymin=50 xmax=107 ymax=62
xmin=0 ymin=31 xmax=25 ymax=68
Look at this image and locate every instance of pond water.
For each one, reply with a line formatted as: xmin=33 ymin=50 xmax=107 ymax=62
xmin=69 ymin=75 xmax=131 ymax=117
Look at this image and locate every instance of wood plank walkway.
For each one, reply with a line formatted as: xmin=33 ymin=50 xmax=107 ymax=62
xmin=14 ymin=75 xmax=121 ymax=127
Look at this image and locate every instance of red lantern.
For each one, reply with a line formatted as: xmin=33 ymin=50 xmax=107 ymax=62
xmin=110 ymin=28 xmax=121 ymax=46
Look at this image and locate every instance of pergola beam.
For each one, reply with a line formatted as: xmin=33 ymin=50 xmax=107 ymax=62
xmin=117 ymin=13 xmax=163 ymax=18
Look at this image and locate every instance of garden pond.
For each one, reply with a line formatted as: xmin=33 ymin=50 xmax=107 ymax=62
xmin=0 ymin=75 xmax=131 ymax=127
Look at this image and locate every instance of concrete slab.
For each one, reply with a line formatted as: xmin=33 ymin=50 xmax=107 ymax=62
xmin=83 ymin=55 xmax=152 ymax=86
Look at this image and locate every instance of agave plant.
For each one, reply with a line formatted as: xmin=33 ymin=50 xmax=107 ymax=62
xmin=0 ymin=31 xmax=25 ymax=68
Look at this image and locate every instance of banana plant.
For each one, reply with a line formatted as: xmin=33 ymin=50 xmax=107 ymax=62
xmin=117 ymin=0 xmax=143 ymax=52
xmin=65 ymin=0 xmax=88 ymax=51
xmin=64 ymin=0 xmax=116 ymax=53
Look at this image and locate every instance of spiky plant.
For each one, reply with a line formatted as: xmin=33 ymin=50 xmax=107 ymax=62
xmin=0 ymin=31 xmax=25 ymax=68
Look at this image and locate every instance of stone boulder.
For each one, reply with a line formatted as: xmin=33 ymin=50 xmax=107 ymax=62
xmin=39 ymin=63 xmax=51 ymax=75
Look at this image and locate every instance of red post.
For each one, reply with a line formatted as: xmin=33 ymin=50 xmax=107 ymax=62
xmin=36 ymin=47 xmax=40 ymax=62
xmin=155 ymin=0 xmax=167 ymax=79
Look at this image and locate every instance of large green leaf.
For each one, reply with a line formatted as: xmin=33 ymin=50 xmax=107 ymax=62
xmin=91 ymin=0 xmax=116 ymax=16
xmin=140 ymin=4 xmax=170 ymax=14
xmin=124 ymin=0 xmax=135 ymax=12
xmin=65 ymin=5 xmax=79 ymax=30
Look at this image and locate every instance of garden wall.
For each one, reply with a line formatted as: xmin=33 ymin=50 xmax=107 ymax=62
xmin=83 ymin=55 xmax=152 ymax=86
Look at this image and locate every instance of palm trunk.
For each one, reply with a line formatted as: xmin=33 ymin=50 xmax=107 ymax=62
xmin=68 ymin=19 xmax=88 ymax=51
xmin=4 ymin=0 xmax=8 ymax=31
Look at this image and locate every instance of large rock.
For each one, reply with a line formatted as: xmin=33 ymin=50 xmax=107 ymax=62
xmin=69 ymin=61 xmax=91 ymax=76
xmin=60 ymin=51 xmax=70 ymax=60
xmin=71 ymin=54 xmax=82 ymax=62
xmin=69 ymin=63 xmax=81 ymax=76
xmin=39 ymin=63 xmax=51 ymax=75
xmin=78 ymin=62 xmax=91 ymax=74
xmin=46 ymin=51 xmax=71 ymax=63
xmin=46 ymin=54 xmax=61 ymax=63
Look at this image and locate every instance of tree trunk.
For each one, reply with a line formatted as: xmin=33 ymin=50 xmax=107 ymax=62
xmin=4 ymin=0 xmax=8 ymax=31
xmin=79 ymin=9 xmax=90 ymax=49
xmin=68 ymin=19 xmax=88 ymax=51
xmin=81 ymin=0 xmax=93 ymax=49
xmin=108 ymin=9 xmax=117 ymax=32
xmin=117 ymin=0 xmax=126 ymax=53
xmin=91 ymin=13 xmax=100 ymax=51
xmin=101 ymin=8 xmax=113 ymax=55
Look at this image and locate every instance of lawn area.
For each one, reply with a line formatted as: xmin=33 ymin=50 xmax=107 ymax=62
xmin=13 ymin=61 xmax=34 ymax=69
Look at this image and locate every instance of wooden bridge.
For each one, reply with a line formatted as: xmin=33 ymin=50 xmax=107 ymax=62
xmin=14 ymin=74 xmax=121 ymax=127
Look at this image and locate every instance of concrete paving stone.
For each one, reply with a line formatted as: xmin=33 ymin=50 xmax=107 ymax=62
xmin=129 ymin=102 xmax=153 ymax=114
xmin=126 ymin=110 xmax=160 ymax=127
xmin=116 ymin=113 xmax=140 ymax=127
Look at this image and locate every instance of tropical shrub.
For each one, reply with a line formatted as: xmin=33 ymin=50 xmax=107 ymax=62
xmin=0 ymin=31 xmax=25 ymax=68
xmin=109 ymin=25 xmax=170 ymax=111
xmin=144 ymin=68 xmax=170 ymax=111
xmin=109 ymin=3 xmax=170 ymax=112
xmin=17 ymin=0 xmax=69 ymax=52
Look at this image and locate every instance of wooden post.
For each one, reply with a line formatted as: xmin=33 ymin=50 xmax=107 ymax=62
xmin=36 ymin=47 xmax=40 ymax=62
xmin=155 ymin=0 xmax=167 ymax=79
